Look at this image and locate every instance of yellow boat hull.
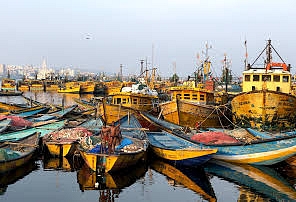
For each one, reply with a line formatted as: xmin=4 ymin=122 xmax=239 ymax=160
xmin=160 ymin=99 xmax=230 ymax=128
xmin=45 ymin=142 xmax=76 ymax=157
xmin=231 ymin=90 xmax=296 ymax=130
xmin=150 ymin=146 xmax=217 ymax=161
xmin=79 ymin=150 xmax=145 ymax=173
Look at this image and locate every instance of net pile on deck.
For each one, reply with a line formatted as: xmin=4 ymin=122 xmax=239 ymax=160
xmin=191 ymin=131 xmax=240 ymax=144
xmin=0 ymin=115 xmax=32 ymax=129
xmin=43 ymin=127 xmax=93 ymax=143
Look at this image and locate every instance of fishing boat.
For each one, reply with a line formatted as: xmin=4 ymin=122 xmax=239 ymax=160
xmin=0 ymin=101 xmax=29 ymax=113
xmin=151 ymin=158 xmax=216 ymax=202
xmin=104 ymin=80 xmax=123 ymax=95
xmin=17 ymin=79 xmax=30 ymax=91
xmin=146 ymin=131 xmax=217 ymax=166
xmin=78 ymin=114 xmax=148 ymax=173
xmin=231 ymin=39 xmax=296 ymax=131
xmin=0 ymin=120 xmax=66 ymax=142
xmin=43 ymin=127 xmax=93 ymax=157
xmin=28 ymin=104 xmax=78 ymax=122
xmin=141 ymin=112 xmax=296 ymax=165
xmin=1 ymin=78 xmax=16 ymax=92
xmin=204 ymin=160 xmax=296 ymax=201
xmin=94 ymin=81 xmax=107 ymax=95
xmin=79 ymin=81 xmax=96 ymax=94
xmin=57 ymin=81 xmax=81 ymax=94
xmin=0 ymin=132 xmax=39 ymax=173
xmin=159 ymin=61 xmax=231 ymax=129
xmin=98 ymin=83 xmax=159 ymax=124
xmin=11 ymin=105 xmax=51 ymax=118
xmin=43 ymin=80 xmax=59 ymax=91
xmin=29 ymin=79 xmax=44 ymax=91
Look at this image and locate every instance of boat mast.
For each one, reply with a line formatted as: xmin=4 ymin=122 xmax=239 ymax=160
xmin=265 ymin=39 xmax=272 ymax=65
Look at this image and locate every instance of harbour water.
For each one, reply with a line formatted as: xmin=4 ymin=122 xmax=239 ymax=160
xmin=0 ymin=92 xmax=295 ymax=202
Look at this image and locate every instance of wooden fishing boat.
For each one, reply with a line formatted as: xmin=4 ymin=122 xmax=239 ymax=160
xmin=28 ymin=104 xmax=77 ymax=122
xmin=204 ymin=160 xmax=296 ymax=201
xmin=0 ymin=120 xmax=66 ymax=142
xmin=231 ymin=39 xmax=296 ymax=131
xmin=160 ymin=63 xmax=231 ymax=129
xmin=43 ymin=127 xmax=93 ymax=157
xmin=1 ymin=78 xmax=16 ymax=91
xmin=78 ymin=114 xmax=148 ymax=173
xmin=104 ymin=80 xmax=123 ymax=95
xmin=29 ymin=79 xmax=44 ymax=91
xmin=147 ymin=131 xmax=217 ymax=166
xmin=79 ymin=135 xmax=147 ymax=173
xmin=0 ymin=132 xmax=39 ymax=173
xmin=151 ymin=159 xmax=216 ymax=202
xmin=80 ymin=81 xmax=96 ymax=94
xmin=0 ymin=101 xmax=29 ymax=113
xmin=43 ymin=80 xmax=59 ymax=91
xmin=11 ymin=105 xmax=50 ymax=118
xmin=77 ymin=161 xmax=147 ymax=191
xmin=98 ymin=83 xmax=159 ymax=124
xmin=94 ymin=82 xmax=107 ymax=95
xmin=17 ymin=79 xmax=30 ymax=91
xmin=141 ymin=112 xmax=296 ymax=165
xmin=57 ymin=81 xmax=81 ymax=94
xmin=0 ymin=90 xmax=23 ymax=96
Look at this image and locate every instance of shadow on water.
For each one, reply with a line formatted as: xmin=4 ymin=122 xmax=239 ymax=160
xmin=0 ymin=160 xmax=39 ymax=195
xmin=149 ymin=157 xmax=217 ymax=202
xmin=204 ymin=160 xmax=296 ymax=202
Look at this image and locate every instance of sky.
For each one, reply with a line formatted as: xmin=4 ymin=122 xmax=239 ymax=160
xmin=0 ymin=0 xmax=295 ymax=79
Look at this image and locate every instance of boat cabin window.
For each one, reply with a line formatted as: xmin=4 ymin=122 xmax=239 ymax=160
xmin=253 ymin=75 xmax=260 ymax=81
xmin=262 ymin=75 xmax=271 ymax=81
xmin=116 ymin=98 xmax=121 ymax=104
xmin=184 ymin=93 xmax=190 ymax=99
xmin=133 ymin=98 xmax=137 ymax=104
xmin=200 ymin=94 xmax=205 ymax=101
xmin=276 ymin=87 xmax=280 ymax=92
xmin=244 ymin=75 xmax=251 ymax=81
xmin=273 ymin=75 xmax=280 ymax=82
xmin=192 ymin=94 xmax=198 ymax=100
xmin=283 ymin=76 xmax=289 ymax=82
xmin=122 ymin=98 xmax=127 ymax=104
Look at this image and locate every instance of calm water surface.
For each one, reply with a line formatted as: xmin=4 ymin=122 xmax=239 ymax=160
xmin=0 ymin=92 xmax=295 ymax=202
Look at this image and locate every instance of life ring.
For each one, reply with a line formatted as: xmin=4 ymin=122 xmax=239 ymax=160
xmin=266 ymin=62 xmax=288 ymax=71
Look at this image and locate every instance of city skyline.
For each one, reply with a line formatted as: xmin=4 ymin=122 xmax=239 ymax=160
xmin=0 ymin=1 xmax=295 ymax=78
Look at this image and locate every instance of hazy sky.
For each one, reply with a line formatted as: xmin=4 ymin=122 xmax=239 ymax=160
xmin=0 ymin=0 xmax=295 ymax=78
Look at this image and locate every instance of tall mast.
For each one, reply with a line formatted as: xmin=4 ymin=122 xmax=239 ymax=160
xmin=266 ymin=39 xmax=272 ymax=65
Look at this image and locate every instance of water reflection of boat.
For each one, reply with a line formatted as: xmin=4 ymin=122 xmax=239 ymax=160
xmin=0 ymin=160 xmax=38 ymax=195
xmin=77 ymin=161 xmax=147 ymax=191
xmin=150 ymin=158 xmax=216 ymax=202
xmin=42 ymin=156 xmax=83 ymax=172
xmin=204 ymin=160 xmax=296 ymax=201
